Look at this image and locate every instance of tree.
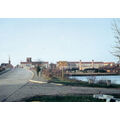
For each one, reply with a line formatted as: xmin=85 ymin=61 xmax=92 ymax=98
xmin=112 ymin=20 xmax=120 ymax=62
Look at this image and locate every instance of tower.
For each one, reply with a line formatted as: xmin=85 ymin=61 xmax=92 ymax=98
xmin=26 ymin=57 xmax=32 ymax=62
xmin=9 ymin=56 xmax=11 ymax=64
xmin=92 ymin=60 xmax=94 ymax=68
xmin=79 ymin=60 xmax=82 ymax=70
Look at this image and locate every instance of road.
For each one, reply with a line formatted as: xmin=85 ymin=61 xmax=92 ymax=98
xmin=0 ymin=68 xmax=120 ymax=102
xmin=0 ymin=68 xmax=33 ymax=102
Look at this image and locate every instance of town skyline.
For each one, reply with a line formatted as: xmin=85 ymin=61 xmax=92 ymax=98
xmin=0 ymin=18 xmax=118 ymax=65
xmin=0 ymin=56 xmax=117 ymax=66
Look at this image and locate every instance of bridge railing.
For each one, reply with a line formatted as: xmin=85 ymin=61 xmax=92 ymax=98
xmin=0 ymin=68 xmax=11 ymax=75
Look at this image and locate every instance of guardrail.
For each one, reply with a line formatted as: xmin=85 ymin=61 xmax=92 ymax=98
xmin=0 ymin=69 xmax=11 ymax=75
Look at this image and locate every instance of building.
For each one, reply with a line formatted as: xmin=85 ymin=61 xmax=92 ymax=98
xmin=20 ymin=57 xmax=49 ymax=69
xmin=79 ymin=60 xmax=105 ymax=70
xmin=104 ymin=62 xmax=115 ymax=67
xmin=1 ymin=57 xmax=13 ymax=69
xmin=56 ymin=61 xmax=68 ymax=70
xmin=57 ymin=60 xmax=115 ymax=70
xmin=100 ymin=64 xmax=120 ymax=73
xmin=49 ymin=63 xmax=56 ymax=69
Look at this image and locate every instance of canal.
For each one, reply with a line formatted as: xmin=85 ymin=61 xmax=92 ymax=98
xmin=69 ymin=75 xmax=120 ymax=84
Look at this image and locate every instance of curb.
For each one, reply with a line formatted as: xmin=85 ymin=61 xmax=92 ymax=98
xmin=24 ymin=68 xmax=35 ymax=80
xmin=26 ymin=68 xmax=63 ymax=86
xmin=29 ymin=79 xmax=63 ymax=86
xmin=50 ymin=83 xmax=63 ymax=86
xmin=29 ymin=70 xmax=35 ymax=80
xmin=29 ymin=80 xmax=47 ymax=84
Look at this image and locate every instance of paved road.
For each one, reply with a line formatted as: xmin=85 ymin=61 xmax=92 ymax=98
xmin=0 ymin=68 xmax=33 ymax=102
xmin=0 ymin=68 xmax=120 ymax=102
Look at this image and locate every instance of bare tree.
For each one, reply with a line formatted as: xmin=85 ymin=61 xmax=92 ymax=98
xmin=112 ymin=19 xmax=120 ymax=62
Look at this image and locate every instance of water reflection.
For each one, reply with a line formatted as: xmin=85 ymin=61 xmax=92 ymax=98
xmin=69 ymin=75 xmax=120 ymax=84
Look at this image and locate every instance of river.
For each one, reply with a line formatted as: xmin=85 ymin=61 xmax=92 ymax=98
xmin=69 ymin=75 xmax=120 ymax=84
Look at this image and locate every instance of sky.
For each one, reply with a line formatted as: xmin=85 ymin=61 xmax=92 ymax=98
xmin=0 ymin=18 xmax=118 ymax=65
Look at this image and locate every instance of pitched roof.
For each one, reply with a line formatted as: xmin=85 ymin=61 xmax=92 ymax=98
xmin=67 ymin=62 xmax=104 ymax=64
xmin=21 ymin=61 xmax=48 ymax=64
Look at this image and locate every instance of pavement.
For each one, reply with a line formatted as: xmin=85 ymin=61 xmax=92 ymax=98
xmin=0 ymin=68 xmax=120 ymax=102
xmin=0 ymin=68 xmax=33 ymax=102
xmin=0 ymin=69 xmax=11 ymax=75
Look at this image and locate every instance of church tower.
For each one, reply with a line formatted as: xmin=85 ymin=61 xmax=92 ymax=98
xmin=9 ymin=56 xmax=11 ymax=64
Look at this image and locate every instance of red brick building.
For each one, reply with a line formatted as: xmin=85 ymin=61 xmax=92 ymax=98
xmin=20 ymin=57 xmax=49 ymax=68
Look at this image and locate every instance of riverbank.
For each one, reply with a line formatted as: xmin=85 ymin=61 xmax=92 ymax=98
xmin=48 ymin=77 xmax=120 ymax=88
xmin=65 ymin=72 xmax=119 ymax=76
xmin=21 ymin=95 xmax=105 ymax=102
xmin=69 ymin=75 xmax=120 ymax=84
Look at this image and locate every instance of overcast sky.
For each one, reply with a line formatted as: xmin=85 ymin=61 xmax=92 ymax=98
xmin=0 ymin=18 xmax=118 ymax=65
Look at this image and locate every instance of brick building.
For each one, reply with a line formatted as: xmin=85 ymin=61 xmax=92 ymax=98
xmin=0 ymin=57 xmax=13 ymax=70
xmin=20 ymin=57 xmax=49 ymax=69
xmin=57 ymin=60 xmax=115 ymax=70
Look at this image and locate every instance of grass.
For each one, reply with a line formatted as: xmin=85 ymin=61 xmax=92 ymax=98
xmin=21 ymin=95 xmax=105 ymax=102
xmin=48 ymin=77 xmax=120 ymax=88
xmin=110 ymin=94 xmax=120 ymax=98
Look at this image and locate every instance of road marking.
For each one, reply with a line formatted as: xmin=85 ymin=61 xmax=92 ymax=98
xmin=29 ymin=80 xmax=63 ymax=86
xmin=29 ymin=80 xmax=47 ymax=84
xmin=25 ymin=68 xmax=35 ymax=80
xmin=50 ymin=83 xmax=63 ymax=86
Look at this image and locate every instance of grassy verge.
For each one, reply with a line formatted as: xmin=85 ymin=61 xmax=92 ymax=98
xmin=110 ymin=94 xmax=120 ymax=98
xmin=21 ymin=95 xmax=105 ymax=102
xmin=48 ymin=77 xmax=120 ymax=88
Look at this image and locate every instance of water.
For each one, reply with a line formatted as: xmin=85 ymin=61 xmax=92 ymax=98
xmin=69 ymin=75 xmax=120 ymax=84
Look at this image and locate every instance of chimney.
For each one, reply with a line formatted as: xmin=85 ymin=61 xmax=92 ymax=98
xmin=27 ymin=57 xmax=32 ymax=62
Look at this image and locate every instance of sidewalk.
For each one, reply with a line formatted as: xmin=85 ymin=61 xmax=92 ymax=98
xmin=0 ymin=68 xmax=11 ymax=75
xmin=32 ymin=70 xmax=48 ymax=82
